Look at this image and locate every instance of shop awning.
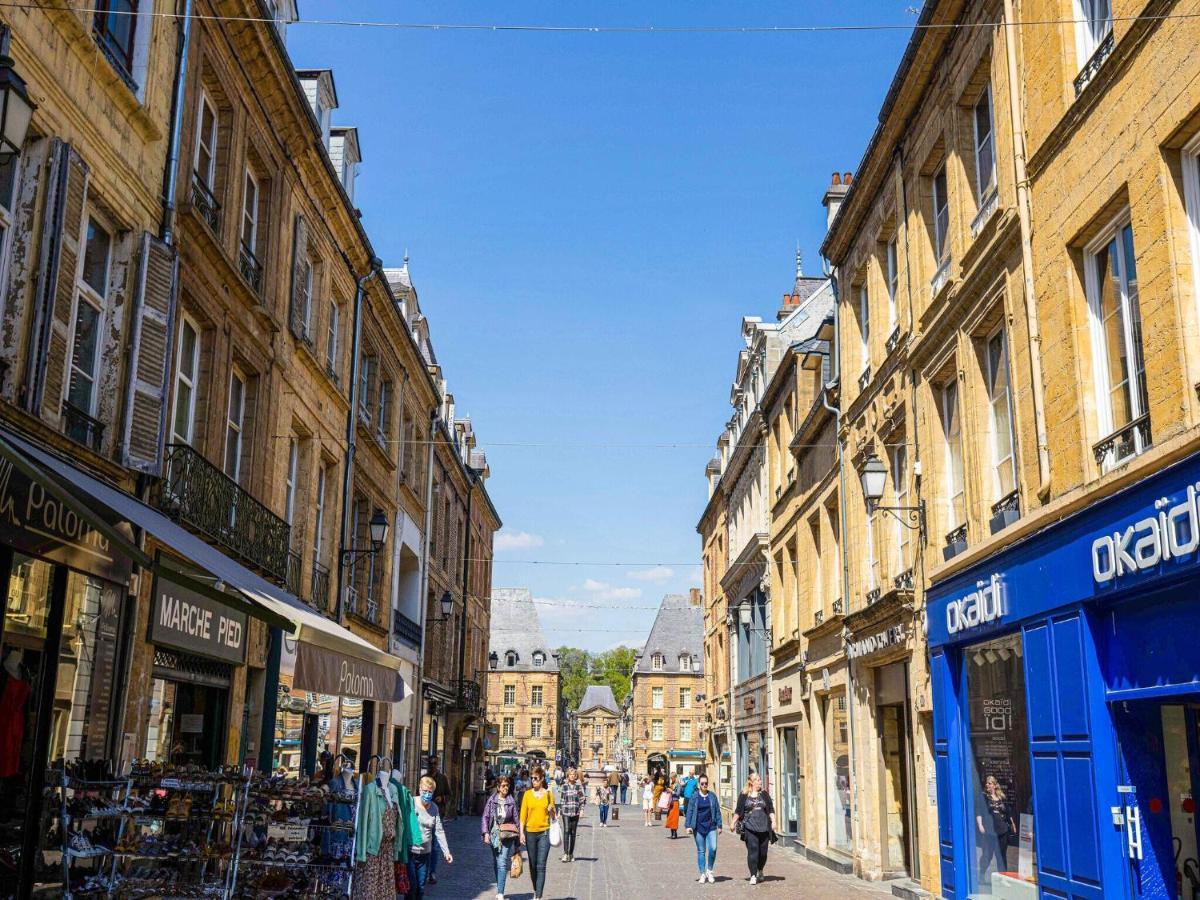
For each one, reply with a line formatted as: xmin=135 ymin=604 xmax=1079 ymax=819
xmin=0 ymin=430 xmax=404 ymax=697
xmin=668 ymin=749 xmax=706 ymax=760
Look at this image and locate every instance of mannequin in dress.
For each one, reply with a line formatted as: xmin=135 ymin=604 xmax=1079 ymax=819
xmin=0 ymin=648 xmax=31 ymax=781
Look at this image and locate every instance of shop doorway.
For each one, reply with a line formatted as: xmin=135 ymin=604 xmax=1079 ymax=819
xmin=879 ymin=704 xmax=914 ymax=876
xmin=778 ymin=726 xmax=800 ymax=836
xmin=143 ymin=676 xmax=228 ymax=770
xmin=823 ymin=691 xmax=852 ymax=854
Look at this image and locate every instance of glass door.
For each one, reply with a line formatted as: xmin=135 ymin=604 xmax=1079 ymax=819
xmin=824 ymin=691 xmax=852 ymax=853
xmin=779 ymin=727 xmax=798 ymax=835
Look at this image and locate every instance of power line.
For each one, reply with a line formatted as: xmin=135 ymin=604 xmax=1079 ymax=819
xmin=6 ymin=2 xmax=1199 ymax=34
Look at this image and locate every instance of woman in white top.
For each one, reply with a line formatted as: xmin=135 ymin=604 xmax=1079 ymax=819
xmin=642 ymin=776 xmax=655 ymax=826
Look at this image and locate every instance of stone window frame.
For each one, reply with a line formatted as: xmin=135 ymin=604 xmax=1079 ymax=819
xmin=503 ymin=683 xmax=515 ymax=706
xmin=652 ymin=686 xmax=663 ymax=709
xmin=1182 ymin=132 xmax=1200 ymax=357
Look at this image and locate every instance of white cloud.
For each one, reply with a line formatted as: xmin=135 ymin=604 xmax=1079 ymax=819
xmin=628 ymin=566 xmax=674 ymax=582
xmin=494 ymin=530 xmax=545 ymax=551
xmin=582 ymin=579 xmax=642 ymax=601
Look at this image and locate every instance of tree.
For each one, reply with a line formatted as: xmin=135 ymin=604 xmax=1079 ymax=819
xmin=593 ymin=646 xmax=638 ymax=705
xmin=555 ymin=645 xmax=639 ymax=708
xmin=556 ymin=646 xmax=592 ymax=710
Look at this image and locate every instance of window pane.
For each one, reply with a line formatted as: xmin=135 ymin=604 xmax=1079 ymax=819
xmin=825 ymin=692 xmax=852 ymax=852
xmin=934 ymin=169 xmax=949 ymax=258
xmin=966 ymin=634 xmax=1036 ymax=895
xmin=975 ymin=92 xmax=995 ymax=193
xmin=81 ymin=219 xmax=110 ymax=297
xmin=68 ymin=301 xmax=101 ymax=412
xmin=944 ymin=383 xmax=965 ymax=523
xmin=1121 ymin=225 xmax=1149 ymax=420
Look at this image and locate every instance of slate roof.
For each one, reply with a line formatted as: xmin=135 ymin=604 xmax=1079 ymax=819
xmin=578 ymin=685 xmax=619 ymax=715
xmin=634 ymin=594 xmax=705 ymax=675
xmin=489 ymin=588 xmax=558 ymax=673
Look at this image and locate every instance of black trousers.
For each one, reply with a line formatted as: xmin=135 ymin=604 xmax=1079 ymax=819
xmin=744 ymin=828 xmax=770 ymax=877
xmin=563 ymin=815 xmax=580 ymax=856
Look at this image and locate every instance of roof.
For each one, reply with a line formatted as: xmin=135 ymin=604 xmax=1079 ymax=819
xmin=634 ymin=594 xmax=705 ymax=675
xmin=578 ymin=685 xmax=619 ymax=715
xmin=489 ymin=588 xmax=558 ymax=673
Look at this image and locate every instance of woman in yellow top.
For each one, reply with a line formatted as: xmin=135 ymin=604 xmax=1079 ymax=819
xmin=519 ymin=766 xmax=558 ymax=900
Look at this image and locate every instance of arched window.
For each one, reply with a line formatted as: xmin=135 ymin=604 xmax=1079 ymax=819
xmin=505 ymin=651 xmax=517 ymax=667
xmin=533 ymin=651 xmax=545 ymax=667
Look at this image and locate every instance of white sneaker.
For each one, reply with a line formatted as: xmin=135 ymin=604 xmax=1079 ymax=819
xmin=749 ymin=875 xmax=758 ymax=885
xmin=697 ymin=875 xmax=707 ymax=883
xmin=706 ymin=870 xmax=714 ymax=883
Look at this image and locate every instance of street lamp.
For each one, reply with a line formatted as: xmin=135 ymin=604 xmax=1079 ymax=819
xmin=340 ymin=508 xmax=390 ymax=567
xmin=858 ymin=452 xmax=926 ymax=542
xmin=489 ymin=651 xmax=499 ymax=669
xmin=428 ymin=590 xmax=455 ymax=622
xmin=0 ymin=52 xmax=35 ymax=164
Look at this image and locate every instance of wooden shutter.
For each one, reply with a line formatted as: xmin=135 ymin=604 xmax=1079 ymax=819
xmin=288 ymin=213 xmax=307 ymax=338
xmin=120 ymin=233 xmax=179 ymax=475
xmin=27 ymin=139 xmax=89 ymax=423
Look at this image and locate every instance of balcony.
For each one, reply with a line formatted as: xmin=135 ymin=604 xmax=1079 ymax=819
xmin=190 ymin=174 xmax=221 ymax=233
xmin=893 ymin=568 xmax=914 ymax=592
xmin=1074 ymin=31 xmax=1114 ymax=97
xmin=159 ymin=443 xmax=291 ymax=583
xmin=864 ymin=587 xmax=881 ymax=606
xmin=285 ymin=549 xmax=303 ymax=596
xmin=1093 ymin=414 xmax=1151 ymax=471
xmin=831 ymin=597 xmax=844 ymax=615
xmin=858 ymin=368 xmax=871 ymax=392
xmin=452 ymin=679 xmax=482 ymax=715
xmin=392 ymin=610 xmax=421 ymax=648
xmin=62 ymin=400 xmax=104 ymax=452
xmin=971 ymin=188 xmax=999 ymax=239
xmin=239 ymin=243 xmax=264 ymax=294
xmin=943 ymin=523 xmax=968 ymax=562
xmin=930 ymin=257 xmax=951 ymax=299
xmin=311 ymin=562 xmax=331 ymax=614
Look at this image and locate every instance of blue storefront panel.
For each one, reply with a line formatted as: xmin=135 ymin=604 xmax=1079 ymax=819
xmin=927 ymin=448 xmax=1200 ymax=898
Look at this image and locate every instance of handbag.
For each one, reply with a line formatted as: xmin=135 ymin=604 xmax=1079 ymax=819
xmin=499 ymin=822 xmax=520 ymax=837
xmin=394 ymin=861 xmax=410 ymax=894
xmin=509 ymin=852 xmax=523 ymax=878
xmin=657 ymin=791 xmax=672 ymax=811
xmin=549 ymin=818 xmax=562 ymax=847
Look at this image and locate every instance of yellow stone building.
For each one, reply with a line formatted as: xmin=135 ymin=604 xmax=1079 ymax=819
xmin=577 ymin=685 xmax=621 ymax=769
xmin=487 ymin=588 xmax=561 ymax=765
xmin=630 ymin=591 xmax=706 ymax=778
xmin=698 ymin=457 xmax=733 ymax=808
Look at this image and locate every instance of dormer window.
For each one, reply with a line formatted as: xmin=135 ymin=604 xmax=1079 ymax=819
xmin=679 ymin=654 xmax=692 ymax=672
xmin=652 ymin=653 xmax=664 ymax=672
xmin=505 ymin=651 xmax=517 ymax=667
xmin=533 ymin=652 xmax=545 ymax=667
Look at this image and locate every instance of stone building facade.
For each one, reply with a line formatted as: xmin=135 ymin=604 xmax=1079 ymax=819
xmin=630 ymin=591 xmax=705 ymax=778
xmin=577 ymin=685 xmax=621 ymax=768
xmin=698 ymin=451 xmax=732 ymax=809
xmin=487 ymin=587 xmax=560 ymax=764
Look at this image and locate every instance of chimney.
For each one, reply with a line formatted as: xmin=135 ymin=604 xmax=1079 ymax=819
xmin=823 ymin=171 xmax=852 ymax=231
xmin=689 ymin=588 xmax=703 ymax=607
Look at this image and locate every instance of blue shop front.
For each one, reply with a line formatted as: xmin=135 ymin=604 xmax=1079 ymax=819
xmin=928 ymin=449 xmax=1200 ymax=900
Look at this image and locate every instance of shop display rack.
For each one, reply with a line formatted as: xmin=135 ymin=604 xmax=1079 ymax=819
xmin=50 ymin=761 xmax=131 ymax=900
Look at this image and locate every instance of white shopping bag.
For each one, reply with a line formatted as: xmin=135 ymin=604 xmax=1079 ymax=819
xmin=549 ymin=818 xmax=562 ymax=847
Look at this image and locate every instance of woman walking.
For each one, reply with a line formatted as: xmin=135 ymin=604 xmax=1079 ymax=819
xmin=642 ymin=776 xmax=654 ymax=826
xmin=685 ymin=774 xmax=722 ymax=884
xmin=664 ymin=789 xmax=680 ymax=838
xmin=729 ymin=773 xmax=775 ymax=885
xmin=519 ymin=766 xmax=557 ymax=900
xmin=481 ymin=775 xmax=520 ymax=900
xmin=408 ymin=776 xmax=453 ymax=899
xmin=559 ymin=768 xmax=585 ymax=863
xmin=596 ymin=784 xmax=611 ymax=827
xmin=976 ymin=775 xmax=1015 ymax=877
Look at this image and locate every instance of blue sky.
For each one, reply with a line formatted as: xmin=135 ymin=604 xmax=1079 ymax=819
xmin=290 ymin=1 xmax=914 ymax=652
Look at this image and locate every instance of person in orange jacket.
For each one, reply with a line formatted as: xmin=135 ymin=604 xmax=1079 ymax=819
xmin=665 ymin=791 xmax=681 ymax=838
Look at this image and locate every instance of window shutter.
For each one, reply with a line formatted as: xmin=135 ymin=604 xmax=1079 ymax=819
xmin=27 ymin=139 xmax=89 ymax=424
xmin=121 ymin=233 xmax=179 ymax=475
xmin=288 ymin=213 xmax=308 ymax=338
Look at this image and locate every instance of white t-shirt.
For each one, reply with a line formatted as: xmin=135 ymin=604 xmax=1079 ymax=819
xmin=642 ymin=783 xmax=653 ymax=801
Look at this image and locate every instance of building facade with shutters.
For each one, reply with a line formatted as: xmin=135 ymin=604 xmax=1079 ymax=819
xmin=486 ymin=588 xmax=560 ymax=766
xmin=630 ymin=591 xmax=706 ymax=778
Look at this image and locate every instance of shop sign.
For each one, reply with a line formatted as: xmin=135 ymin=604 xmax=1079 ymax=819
xmin=292 ymin=641 xmax=405 ymax=702
xmin=0 ymin=457 xmax=132 ymax=583
xmin=1091 ymin=483 xmax=1200 ymax=584
xmin=847 ymin=624 xmax=906 ymax=659
xmin=945 ymin=574 xmax=1005 ymax=636
xmin=149 ymin=573 xmax=247 ymax=664
xmin=777 ymin=686 xmax=792 ymax=705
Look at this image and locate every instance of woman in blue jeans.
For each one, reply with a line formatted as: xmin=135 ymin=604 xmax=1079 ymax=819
xmin=684 ymin=774 xmax=722 ymax=884
xmin=481 ymin=775 xmax=520 ymax=900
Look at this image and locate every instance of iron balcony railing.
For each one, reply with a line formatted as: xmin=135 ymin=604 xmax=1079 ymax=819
xmin=239 ymin=242 xmax=264 ymax=294
xmin=452 ymin=679 xmax=482 ymax=715
xmin=286 ymin=549 xmax=303 ymax=596
xmin=62 ymin=400 xmax=104 ymax=452
xmin=1074 ymin=31 xmax=1114 ymax=97
xmin=392 ymin=610 xmax=422 ymax=648
xmin=345 ymin=584 xmax=360 ymax=618
xmin=311 ymin=562 xmax=331 ymax=614
xmin=930 ymin=257 xmax=952 ymax=298
xmin=191 ymin=174 xmax=221 ymax=232
xmin=1093 ymin=413 xmax=1151 ymax=470
xmin=159 ymin=443 xmax=291 ymax=583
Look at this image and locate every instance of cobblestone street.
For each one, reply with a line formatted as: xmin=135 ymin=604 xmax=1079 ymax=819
xmin=429 ymin=805 xmax=896 ymax=899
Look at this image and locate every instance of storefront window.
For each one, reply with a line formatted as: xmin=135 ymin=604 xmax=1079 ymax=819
xmin=966 ymin=633 xmax=1036 ymax=894
xmin=824 ymin=691 xmax=852 ymax=853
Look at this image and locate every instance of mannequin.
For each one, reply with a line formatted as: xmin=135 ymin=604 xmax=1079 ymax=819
xmin=354 ymin=757 xmax=401 ymax=899
xmin=0 ymin=648 xmax=30 ymax=779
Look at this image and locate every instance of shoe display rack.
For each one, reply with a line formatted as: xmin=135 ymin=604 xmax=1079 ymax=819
xmin=52 ymin=760 xmax=131 ymax=899
xmin=228 ymin=773 xmax=359 ymax=899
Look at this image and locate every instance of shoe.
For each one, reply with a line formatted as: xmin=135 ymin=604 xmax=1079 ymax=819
xmin=750 ymin=875 xmax=758 ymax=885
xmin=429 ymin=875 xmax=438 ymax=884
xmin=560 ymin=853 xmax=569 ymax=862
xmin=706 ymin=870 xmax=715 ymax=883
xmin=497 ymin=894 xmax=504 ymax=900
xmin=697 ymin=875 xmax=707 ymax=883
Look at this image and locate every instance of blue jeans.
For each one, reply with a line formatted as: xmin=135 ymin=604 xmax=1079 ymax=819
xmin=525 ymin=829 xmax=551 ymax=897
xmin=599 ymin=803 xmax=609 ymax=824
xmin=430 ymin=839 xmax=440 ymax=876
xmin=492 ymin=840 xmax=515 ymax=894
xmin=694 ymin=828 xmax=718 ymax=873
xmin=619 ymin=786 xmax=628 ymax=804
xmin=408 ymin=852 xmax=432 ymax=899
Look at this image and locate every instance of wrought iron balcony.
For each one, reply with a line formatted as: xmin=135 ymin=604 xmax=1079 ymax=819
xmin=1074 ymin=31 xmax=1114 ymax=97
xmin=858 ymin=368 xmax=871 ymax=392
xmin=894 ymin=568 xmax=914 ymax=592
xmin=62 ymin=400 xmax=104 ymax=452
xmin=831 ymin=597 xmax=844 ymax=615
xmin=190 ymin=174 xmax=221 ymax=233
xmin=345 ymin=584 xmax=360 ymax=618
xmin=392 ymin=610 xmax=422 ymax=648
xmin=1093 ymin=414 xmax=1151 ymax=470
xmin=885 ymin=325 xmax=902 ymax=355
xmin=311 ymin=562 xmax=331 ymax=614
xmin=239 ymin=242 xmax=263 ymax=294
xmin=452 ymin=678 xmax=482 ymax=715
xmin=865 ymin=587 xmax=881 ymax=606
xmin=159 ymin=443 xmax=291 ymax=583
xmin=814 ymin=609 xmax=825 ymax=626
xmin=286 ymin=549 xmax=303 ymax=596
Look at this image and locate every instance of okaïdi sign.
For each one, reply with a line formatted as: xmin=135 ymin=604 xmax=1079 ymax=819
xmin=1092 ymin=483 xmax=1200 ymax=585
xmin=945 ymin=574 xmax=1006 ymax=636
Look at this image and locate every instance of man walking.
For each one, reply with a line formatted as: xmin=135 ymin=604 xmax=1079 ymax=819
xmin=619 ymin=770 xmax=629 ymax=805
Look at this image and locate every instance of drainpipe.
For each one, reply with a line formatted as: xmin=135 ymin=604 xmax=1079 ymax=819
xmin=160 ymin=0 xmax=193 ymax=244
xmin=1002 ymin=0 xmax=1051 ymax=502
xmin=415 ymin=409 xmax=439 ymax=778
xmin=456 ymin=469 xmax=474 ymax=690
xmin=335 ymin=258 xmax=382 ymax=623
xmin=821 ymin=259 xmax=860 ymax=862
